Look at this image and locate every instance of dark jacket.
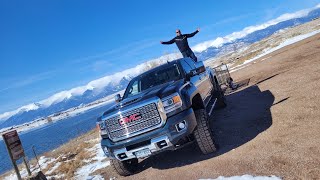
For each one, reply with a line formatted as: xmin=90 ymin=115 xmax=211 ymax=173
xmin=162 ymin=30 xmax=199 ymax=52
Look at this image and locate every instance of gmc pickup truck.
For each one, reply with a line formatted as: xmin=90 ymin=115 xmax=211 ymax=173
xmin=97 ymin=57 xmax=226 ymax=176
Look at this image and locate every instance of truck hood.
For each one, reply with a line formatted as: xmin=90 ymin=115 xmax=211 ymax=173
xmin=102 ymin=79 xmax=185 ymax=117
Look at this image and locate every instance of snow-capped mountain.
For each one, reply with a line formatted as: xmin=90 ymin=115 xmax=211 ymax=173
xmin=0 ymin=5 xmax=319 ymax=129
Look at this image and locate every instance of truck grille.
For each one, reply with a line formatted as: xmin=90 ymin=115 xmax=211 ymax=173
xmin=105 ymin=103 xmax=162 ymax=141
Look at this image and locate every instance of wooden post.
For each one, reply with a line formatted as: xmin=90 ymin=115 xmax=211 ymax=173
xmin=23 ymin=156 xmax=32 ymax=176
xmin=32 ymin=146 xmax=42 ymax=171
xmin=12 ymin=161 xmax=22 ymax=180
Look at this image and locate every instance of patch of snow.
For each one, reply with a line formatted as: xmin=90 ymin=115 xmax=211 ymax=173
xmin=229 ymin=64 xmax=252 ymax=73
xmin=46 ymin=162 xmax=61 ymax=175
xmin=47 ymin=174 xmax=65 ymax=179
xmin=260 ymin=56 xmax=273 ymax=62
xmin=75 ymin=143 xmax=110 ymax=180
xmin=38 ymin=156 xmax=57 ymax=170
xmin=3 ymin=173 xmax=16 ymax=180
xmin=86 ymin=174 xmax=105 ymax=180
xmin=243 ymin=30 xmax=320 ymax=65
xmin=3 ymin=156 xmax=57 ymax=180
xmin=200 ymin=175 xmax=281 ymax=180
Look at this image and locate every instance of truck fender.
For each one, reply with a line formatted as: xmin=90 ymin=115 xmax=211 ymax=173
xmin=181 ymin=82 xmax=205 ymax=110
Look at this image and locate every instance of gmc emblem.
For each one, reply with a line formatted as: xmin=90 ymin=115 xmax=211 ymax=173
xmin=119 ymin=113 xmax=142 ymax=125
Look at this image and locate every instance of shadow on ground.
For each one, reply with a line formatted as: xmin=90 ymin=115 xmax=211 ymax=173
xmin=137 ymin=84 xmax=275 ymax=171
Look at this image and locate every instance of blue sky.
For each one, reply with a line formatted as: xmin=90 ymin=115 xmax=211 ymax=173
xmin=0 ymin=0 xmax=319 ymax=113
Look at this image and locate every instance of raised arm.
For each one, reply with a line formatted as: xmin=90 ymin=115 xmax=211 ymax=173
xmin=186 ymin=28 xmax=200 ymax=38
xmin=160 ymin=38 xmax=175 ymax=45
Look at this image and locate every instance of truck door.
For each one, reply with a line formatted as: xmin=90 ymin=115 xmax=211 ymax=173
xmin=186 ymin=59 xmax=213 ymax=101
xmin=182 ymin=59 xmax=208 ymax=100
xmin=180 ymin=59 xmax=201 ymax=91
xmin=201 ymin=69 xmax=214 ymax=101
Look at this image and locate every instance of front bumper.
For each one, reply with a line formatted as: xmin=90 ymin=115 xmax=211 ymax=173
xmin=101 ymin=107 xmax=197 ymax=161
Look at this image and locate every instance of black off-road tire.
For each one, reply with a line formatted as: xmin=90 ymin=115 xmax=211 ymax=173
xmin=111 ymin=158 xmax=138 ymax=176
xmin=193 ymin=109 xmax=217 ymax=154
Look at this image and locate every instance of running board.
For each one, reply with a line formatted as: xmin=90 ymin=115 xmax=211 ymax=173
xmin=206 ymin=97 xmax=217 ymax=117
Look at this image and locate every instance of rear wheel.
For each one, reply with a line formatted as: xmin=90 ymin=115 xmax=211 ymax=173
xmin=111 ymin=158 xmax=138 ymax=176
xmin=193 ymin=109 xmax=217 ymax=154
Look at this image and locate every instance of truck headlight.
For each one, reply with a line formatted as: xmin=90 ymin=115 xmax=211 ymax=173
xmin=103 ymin=146 xmax=110 ymax=156
xmin=98 ymin=121 xmax=106 ymax=130
xmin=96 ymin=121 xmax=108 ymax=136
xmin=161 ymin=93 xmax=182 ymax=113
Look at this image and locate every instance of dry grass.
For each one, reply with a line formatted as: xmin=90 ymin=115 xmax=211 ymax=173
xmin=41 ymin=129 xmax=99 ymax=178
xmin=44 ymin=129 xmax=98 ymax=158
xmin=231 ymin=50 xmax=264 ymax=67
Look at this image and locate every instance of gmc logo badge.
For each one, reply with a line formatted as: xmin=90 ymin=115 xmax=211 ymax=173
xmin=119 ymin=113 xmax=142 ymax=125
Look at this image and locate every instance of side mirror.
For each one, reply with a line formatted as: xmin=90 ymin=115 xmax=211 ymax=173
xmin=185 ymin=70 xmax=194 ymax=81
xmin=195 ymin=61 xmax=205 ymax=74
xmin=114 ymin=94 xmax=121 ymax=103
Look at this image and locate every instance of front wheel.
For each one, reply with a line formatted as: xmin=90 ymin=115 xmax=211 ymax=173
xmin=193 ymin=109 xmax=217 ymax=154
xmin=111 ymin=158 xmax=138 ymax=176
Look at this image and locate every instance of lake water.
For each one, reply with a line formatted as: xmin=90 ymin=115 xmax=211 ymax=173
xmin=0 ymin=103 xmax=111 ymax=174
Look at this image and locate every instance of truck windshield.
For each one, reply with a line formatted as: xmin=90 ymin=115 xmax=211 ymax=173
xmin=124 ymin=64 xmax=182 ymax=98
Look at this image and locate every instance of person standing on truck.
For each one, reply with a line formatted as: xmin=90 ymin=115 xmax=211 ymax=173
xmin=160 ymin=28 xmax=200 ymax=62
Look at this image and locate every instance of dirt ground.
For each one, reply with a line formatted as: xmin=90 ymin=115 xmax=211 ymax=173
xmin=102 ymin=33 xmax=320 ymax=180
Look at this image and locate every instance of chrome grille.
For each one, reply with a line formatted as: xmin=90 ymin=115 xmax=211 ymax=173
xmin=105 ymin=103 xmax=162 ymax=141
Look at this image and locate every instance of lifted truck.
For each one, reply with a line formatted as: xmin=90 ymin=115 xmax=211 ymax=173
xmin=97 ymin=57 xmax=226 ymax=176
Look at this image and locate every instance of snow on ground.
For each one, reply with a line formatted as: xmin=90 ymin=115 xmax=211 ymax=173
xmin=75 ymin=143 xmax=110 ymax=180
xmin=3 ymin=156 xmax=57 ymax=180
xmin=45 ymin=162 xmax=61 ymax=175
xmin=243 ymin=30 xmax=320 ymax=65
xmin=200 ymin=175 xmax=281 ymax=180
xmin=229 ymin=64 xmax=251 ymax=73
xmin=2 ymin=140 xmax=110 ymax=179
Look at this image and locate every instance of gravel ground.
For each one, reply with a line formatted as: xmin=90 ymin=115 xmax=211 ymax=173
xmin=102 ymin=33 xmax=320 ymax=180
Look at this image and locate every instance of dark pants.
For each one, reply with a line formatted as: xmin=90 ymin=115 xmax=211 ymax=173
xmin=181 ymin=49 xmax=197 ymax=62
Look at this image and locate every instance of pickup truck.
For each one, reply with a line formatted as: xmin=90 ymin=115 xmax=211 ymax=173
xmin=97 ymin=57 xmax=226 ymax=176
